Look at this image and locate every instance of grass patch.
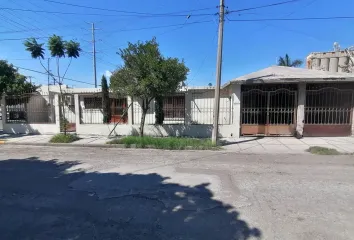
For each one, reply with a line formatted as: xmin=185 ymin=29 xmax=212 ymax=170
xmin=107 ymin=136 xmax=218 ymax=150
xmin=49 ymin=134 xmax=81 ymax=143
xmin=307 ymin=146 xmax=341 ymax=155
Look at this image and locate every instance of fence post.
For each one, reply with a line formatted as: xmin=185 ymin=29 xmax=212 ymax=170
xmin=184 ymin=91 xmax=192 ymax=125
xmin=231 ymin=84 xmax=241 ymax=138
xmin=74 ymin=94 xmax=80 ymax=134
xmin=0 ymin=96 xmax=6 ymax=132
xmin=54 ymin=94 xmax=61 ymax=133
xmin=296 ymin=83 xmax=306 ymax=137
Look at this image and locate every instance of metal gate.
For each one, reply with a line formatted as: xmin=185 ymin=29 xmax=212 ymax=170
xmin=59 ymin=93 xmax=76 ymax=132
xmin=241 ymin=88 xmax=297 ymax=136
xmin=304 ymin=87 xmax=354 ymax=136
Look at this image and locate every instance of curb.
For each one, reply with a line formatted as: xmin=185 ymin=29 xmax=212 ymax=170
xmin=2 ymin=142 xmax=127 ymax=148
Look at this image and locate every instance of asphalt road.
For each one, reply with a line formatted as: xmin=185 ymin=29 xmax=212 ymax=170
xmin=0 ymin=145 xmax=353 ymax=240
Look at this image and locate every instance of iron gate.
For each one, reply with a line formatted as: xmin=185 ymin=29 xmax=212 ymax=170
xmin=59 ymin=93 xmax=76 ymax=132
xmin=241 ymin=88 xmax=297 ymax=136
xmin=304 ymin=87 xmax=354 ymax=136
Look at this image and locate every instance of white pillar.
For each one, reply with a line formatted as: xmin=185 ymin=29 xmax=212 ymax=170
xmin=231 ymin=84 xmax=241 ymax=138
xmin=127 ymin=96 xmax=133 ymax=125
xmin=54 ymin=94 xmax=61 ymax=133
xmin=185 ymin=91 xmax=192 ymax=125
xmin=74 ymin=94 xmax=80 ymax=133
xmin=0 ymin=96 xmax=6 ymax=132
xmin=296 ymin=83 xmax=306 ymax=136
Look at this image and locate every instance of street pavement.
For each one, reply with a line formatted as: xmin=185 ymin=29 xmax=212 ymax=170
xmin=0 ymin=145 xmax=353 ymax=239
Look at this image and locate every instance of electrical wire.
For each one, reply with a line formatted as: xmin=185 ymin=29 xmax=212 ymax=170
xmin=14 ymin=66 xmax=97 ymax=86
xmin=0 ymin=7 xmax=216 ymax=18
xmin=43 ymin=0 xmax=217 ymax=16
xmin=228 ymin=16 xmax=354 ymax=21
xmin=227 ymin=0 xmax=302 ymax=13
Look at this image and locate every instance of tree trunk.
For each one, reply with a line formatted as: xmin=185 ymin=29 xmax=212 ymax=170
xmin=139 ymin=98 xmax=150 ymax=137
xmin=139 ymin=108 xmax=148 ymax=137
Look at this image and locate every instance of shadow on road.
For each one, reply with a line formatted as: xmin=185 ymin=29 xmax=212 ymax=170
xmin=0 ymin=157 xmax=261 ymax=239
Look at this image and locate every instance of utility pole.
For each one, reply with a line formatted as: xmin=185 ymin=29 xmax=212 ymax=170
xmin=91 ymin=22 xmax=98 ymax=88
xmin=212 ymin=0 xmax=225 ymax=145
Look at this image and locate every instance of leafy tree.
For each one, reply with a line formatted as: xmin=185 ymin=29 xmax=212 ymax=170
xmin=110 ymin=38 xmax=189 ymax=136
xmin=101 ymin=75 xmax=111 ymax=123
xmin=278 ymin=54 xmax=303 ymax=67
xmin=0 ymin=60 xmax=38 ymax=97
xmin=24 ymin=35 xmax=81 ymax=134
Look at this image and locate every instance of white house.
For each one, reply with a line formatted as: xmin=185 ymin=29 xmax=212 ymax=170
xmin=2 ymin=66 xmax=354 ymax=138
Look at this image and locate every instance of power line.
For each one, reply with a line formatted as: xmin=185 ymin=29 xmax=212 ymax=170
xmin=227 ymin=0 xmax=302 ymax=13
xmin=43 ymin=0 xmax=217 ymax=16
xmin=228 ymin=16 xmax=354 ymax=21
xmin=0 ymin=37 xmax=49 ymax=41
xmin=99 ymin=20 xmax=213 ymax=35
xmin=0 ymin=7 xmax=216 ymax=18
xmin=14 ymin=66 xmax=96 ymax=86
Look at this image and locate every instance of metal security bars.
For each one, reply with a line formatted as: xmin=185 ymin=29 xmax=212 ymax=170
xmin=5 ymin=91 xmax=56 ymax=124
xmin=191 ymin=91 xmax=231 ymax=125
xmin=305 ymin=88 xmax=353 ymax=125
xmin=80 ymin=96 xmax=128 ymax=124
xmin=59 ymin=93 xmax=76 ymax=132
xmin=241 ymin=85 xmax=297 ymax=136
xmin=132 ymin=94 xmax=186 ymax=125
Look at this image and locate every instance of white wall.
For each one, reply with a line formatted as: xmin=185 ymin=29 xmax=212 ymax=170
xmin=132 ymin=98 xmax=156 ymax=125
xmin=190 ymin=89 xmax=232 ymax=125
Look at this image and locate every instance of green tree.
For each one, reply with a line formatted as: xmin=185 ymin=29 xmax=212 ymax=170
xmin=24 ymin=35 xmax=81 ymax=134
xmin=110 ymin=38 xmax=189 ymax=136
xmin=278 ymin=54 xmax=303 ymax=67
xmin=101 ymin=75 xmax=111 ymax=123
xmin=0 ymin=60 xmax=38 ymax=97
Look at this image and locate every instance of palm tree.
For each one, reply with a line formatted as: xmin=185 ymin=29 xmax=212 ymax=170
xmin=278 ymin=54 xmax=303 ymax=67
xmin=24 ymin=35 xmax=81 ymax=134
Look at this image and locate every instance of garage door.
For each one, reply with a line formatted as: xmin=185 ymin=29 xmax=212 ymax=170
xmin=304 ymin=87 xmax=354 ymax=137
xmin=241 ymin=87 xmax=297 ymax=136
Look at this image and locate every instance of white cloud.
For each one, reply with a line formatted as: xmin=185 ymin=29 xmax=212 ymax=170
xmin=105 ymin=70 xmax=112 ymax=78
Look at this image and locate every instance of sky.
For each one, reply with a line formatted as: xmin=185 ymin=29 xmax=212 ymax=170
xmin=1 ymin=0 xmax=354 ymax=88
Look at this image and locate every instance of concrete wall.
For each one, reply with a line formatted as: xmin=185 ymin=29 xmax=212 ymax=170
xmin=2 ymin=94 xmax=60 ymax=134
xmin=190 ymin=89 xmax=232 ymax=125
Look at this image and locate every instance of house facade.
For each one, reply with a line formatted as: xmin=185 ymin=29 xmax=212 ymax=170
xmin=2 ymin=66 xmax=354 ymax=138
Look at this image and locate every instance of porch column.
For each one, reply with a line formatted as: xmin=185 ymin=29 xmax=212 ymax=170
xmin=296 ymin=83 xmax=306 ymax=136
xmin=54 ymin=94 xmax=61 ymax=133
xmin=231 ymin=84 xmax=241 ymax=138
xmin=0 ymin=96 xmax=6 ymax=132
xmin=74 ymin=94 xmax=80 ymax=133
xmin=184 ymin=91 xmax=192 ymax=125
xmin=127 ymin=96 xmax=133 ymax=125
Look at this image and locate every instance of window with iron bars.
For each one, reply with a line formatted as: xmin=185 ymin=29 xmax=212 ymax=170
xmin=163 ymin=96 xmax=185 ymax=120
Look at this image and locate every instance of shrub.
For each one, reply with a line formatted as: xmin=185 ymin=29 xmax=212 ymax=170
xmin=50 ymin=134 xmax=80 ymax=143
xmin=307 ymin=146 xmax=341 ymax=155
xmin=107 ymin=136 xmax=218 ymax=150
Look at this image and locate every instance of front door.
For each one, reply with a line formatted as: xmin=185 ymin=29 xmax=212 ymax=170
xmin=241 ymin=88 xmax=297 ymax=136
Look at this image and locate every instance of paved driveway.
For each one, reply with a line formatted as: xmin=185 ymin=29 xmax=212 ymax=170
xmin=0 ymin=145 xmax=353 ymax=239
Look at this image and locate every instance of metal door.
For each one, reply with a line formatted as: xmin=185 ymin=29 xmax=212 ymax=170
xmin=241 ymin=88 xmax=297 ymax=136
xmin=304 ymin=87 xmax=354 ymax=136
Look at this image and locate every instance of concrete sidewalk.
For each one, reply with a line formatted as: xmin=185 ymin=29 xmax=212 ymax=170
xmin=1 ymin=133 xmax=354 ymax=154
xmin=222 ymin=136 xmax=354 ymax=154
